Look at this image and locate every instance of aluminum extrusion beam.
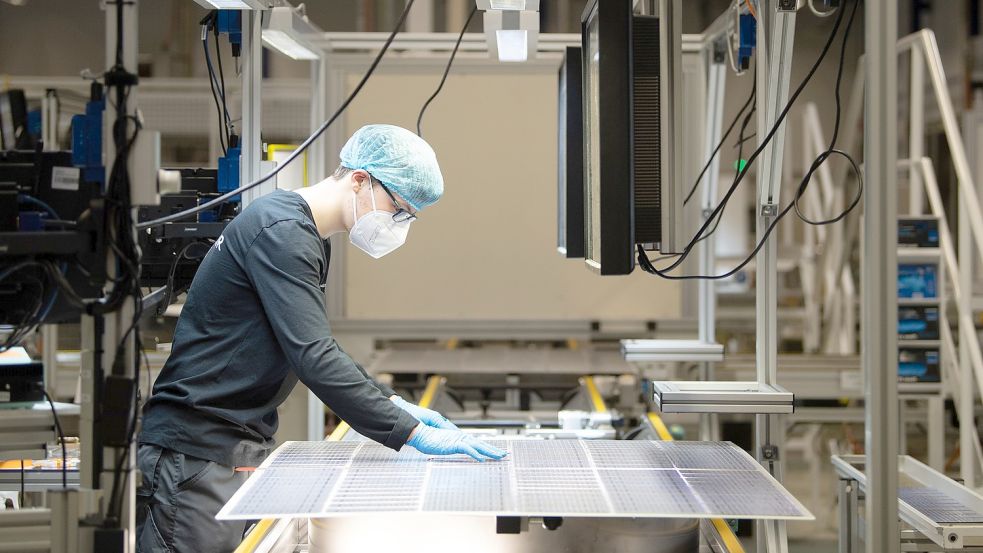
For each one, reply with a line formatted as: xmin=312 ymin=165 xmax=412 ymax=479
xmin=863 ymin=1 xmax=900 ymax=552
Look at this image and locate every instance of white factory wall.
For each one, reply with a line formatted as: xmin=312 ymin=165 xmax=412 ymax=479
xmin=340 ymin=67 xmax=683 ymax=320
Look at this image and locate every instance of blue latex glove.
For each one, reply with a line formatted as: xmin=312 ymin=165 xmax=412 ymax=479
xmin=406 ymin=425 xmax=508 ymax=462
xmin=391 ymin=396 xmax=459 ymax=431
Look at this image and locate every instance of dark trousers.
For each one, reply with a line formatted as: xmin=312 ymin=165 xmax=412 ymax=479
xmin=135 ymin=444 xmax=248 ymax=553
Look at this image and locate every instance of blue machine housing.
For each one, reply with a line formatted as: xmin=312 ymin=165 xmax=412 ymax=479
xmin=218 ymin=145 xmax=241 ymax=203
xmin=738 ymin=13 xmax=756 ymax=70
xmin=217 ymin=10 xmax=242 ymax=52
xmin=71 ymin=93 xmax=106 ymax=185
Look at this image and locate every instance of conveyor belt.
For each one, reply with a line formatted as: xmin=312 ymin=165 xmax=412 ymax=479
xmin=218 ymin=440 xmax=813 ymax=521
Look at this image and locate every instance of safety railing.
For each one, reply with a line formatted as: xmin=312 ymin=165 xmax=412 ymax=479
xmin=796 ymin=29 xmax=983 ymax=485
xmin=911 ymin=157 xmax=983 ymax=482
xmin=900 ymin=29 xmax=983 ymax=489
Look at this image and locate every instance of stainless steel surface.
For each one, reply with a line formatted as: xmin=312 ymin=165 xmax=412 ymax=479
xmin=219 ymin=440 xmax=812 ymax=521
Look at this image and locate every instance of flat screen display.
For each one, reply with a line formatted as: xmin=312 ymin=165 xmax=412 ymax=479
xmin=898 ymin=263 xmax=938 ymax=299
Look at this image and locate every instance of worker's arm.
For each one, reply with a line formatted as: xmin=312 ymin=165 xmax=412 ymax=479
xmin=244 ymin=220 xmax=418 ymax=450
xmin=350 ymin=356 xmax=397 ymax=397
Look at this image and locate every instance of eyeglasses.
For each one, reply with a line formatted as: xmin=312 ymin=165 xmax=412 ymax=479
xmin=375 ymin=179 xmax=418 ymax=223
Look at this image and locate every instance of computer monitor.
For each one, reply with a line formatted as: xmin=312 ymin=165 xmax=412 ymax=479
xmin=557 ymin=46 xmax=584 ymax=259
xmin=581 ymin=0 xmax=683 ymax=275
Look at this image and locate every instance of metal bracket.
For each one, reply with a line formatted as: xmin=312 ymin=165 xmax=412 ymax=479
xmin=712 ymin=39 xmax=727 ymax=63
xmin=777 ymin=0 xmax=797 ymax=11
xmin=761 ymin=444 xmax=780 ymax=461
xmin=761 ymin=203 xmax=779 ymax=217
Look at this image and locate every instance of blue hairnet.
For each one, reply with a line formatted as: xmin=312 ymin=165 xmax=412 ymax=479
xmin=339 ymin=124 xmax=444 ymax=211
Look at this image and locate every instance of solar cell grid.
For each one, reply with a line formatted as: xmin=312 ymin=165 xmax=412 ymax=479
xmin=899 ymin=488 xmax=983 ymax=524
xmin=217 ymin=440 xmax=813 ymax=521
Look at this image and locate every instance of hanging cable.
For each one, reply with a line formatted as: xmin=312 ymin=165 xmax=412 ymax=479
xmin=639 ymin=0 xmax=852 ymax=278
xmin=417 ymin=4 xmax=477 ymax=137
xmin=693 ymin=82 xmax=758 ymax=244
xmin=214 ymin=19 xmax=234 ymax=143
xmin=793 ymin=0 xmax=860 ymax=225
xmin=683 ymin=77 xmax=756 ymax=206
xmin=138 ymin=0 xmax=419 ymax=230
xmin=202 ymin=16 xmax=228 ymax=155
xmin=40 ymin=388 xmax=67 ymax=488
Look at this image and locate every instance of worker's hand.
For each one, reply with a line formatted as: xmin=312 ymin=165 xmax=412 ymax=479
xmin=406 ymin=424 xmax=507 ymax=462
xmin=390 ymin=396 xmax=459 ymax=431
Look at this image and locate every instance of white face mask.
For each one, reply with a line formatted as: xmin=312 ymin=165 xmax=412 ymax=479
xmin=349 ymin=178 xmax=412 ymax=259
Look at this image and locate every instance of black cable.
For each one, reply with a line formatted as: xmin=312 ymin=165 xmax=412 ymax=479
xmin=138 ymin=0 xmax=419 ymax=230
xmin=40 ymin=389 xmax=67 ymax=489
xmin=636 ymin=153 xmax=863 ymax=281
xmin=102 ymin=0 xmax=146 ymax=522
xmin=638 ymin=0 xmax=864 ymax=280
xmin=732 ymin=132 xmax=757 ymax=149
xmin=0 ymin=262 xmax=55 ymax=352
xmin=683 ymin=78 xmax=756 ymax=206
xmin=793 ymin=0 xmax=860 ymax=225
xmin=639 ymin=0 xmax=852 ymax=278
xmin=691 ymin=86 xmax=757 ymax=245
xmin=417 ymin=5 xmax=477 ymax=137
xmin=213 ymin=21 xmax=234 ymax=145
xmin=161 ymin=241 xmax=210 ymax=310
xmin=203 ymin=28 xmax=228 ymax=156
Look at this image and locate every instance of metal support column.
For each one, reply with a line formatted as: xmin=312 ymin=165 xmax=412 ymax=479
xmin=909 ymin=47 xmax=925 ymax=214
xmin=307 ymin=54 xmax=328 ymax=441
xmin=699 ymin=42 xmax=727 ymax=442
xmin=755 ymin=2 xmax=795 ymax=552
xmin=839 ymin=479 xmax=855 ymax=553
xmin=863 ymin=1 xmax=900 ymax=552
xmin=79 ymin=2 xmax=142 ymax=551
xmin=240 ymin=11 xmax=265 ymax=208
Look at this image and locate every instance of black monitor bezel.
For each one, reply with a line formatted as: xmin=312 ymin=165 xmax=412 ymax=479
xmin=557 ymin=45 xmax=585 ymax=259
xmin=581 ymin=0 xmax=635 ymax=275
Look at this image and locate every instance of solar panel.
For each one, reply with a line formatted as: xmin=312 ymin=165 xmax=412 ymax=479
xmin=217 ymin=440 xmax=813 ymax=521
xmin=899 ymin=487 xmax=983 ymax=524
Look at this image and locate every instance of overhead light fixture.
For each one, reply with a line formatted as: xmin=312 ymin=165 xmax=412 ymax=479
xmin=475 ymin=0 xmax=540 ymax=10
xmin=483 ymin=10 xmax=538 ymax=62
xmin=261 ymin=5 xmax=322 ymax=60
xmin=192 ymin=0 xmax=266 ymax=9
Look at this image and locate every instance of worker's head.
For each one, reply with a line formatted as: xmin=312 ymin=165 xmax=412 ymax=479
xmin=333 ymin=124 xmax=444 ymax=258
xmin=340 ymin=124 xmax=444 ymax=211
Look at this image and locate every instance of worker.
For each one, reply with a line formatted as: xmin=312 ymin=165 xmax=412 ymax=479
xmin=135 ymin=124 xmax=505 ymax=553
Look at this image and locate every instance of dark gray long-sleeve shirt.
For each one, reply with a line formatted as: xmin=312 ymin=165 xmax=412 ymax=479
xmin=139 ymin=190 xmax=418 ymax=467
